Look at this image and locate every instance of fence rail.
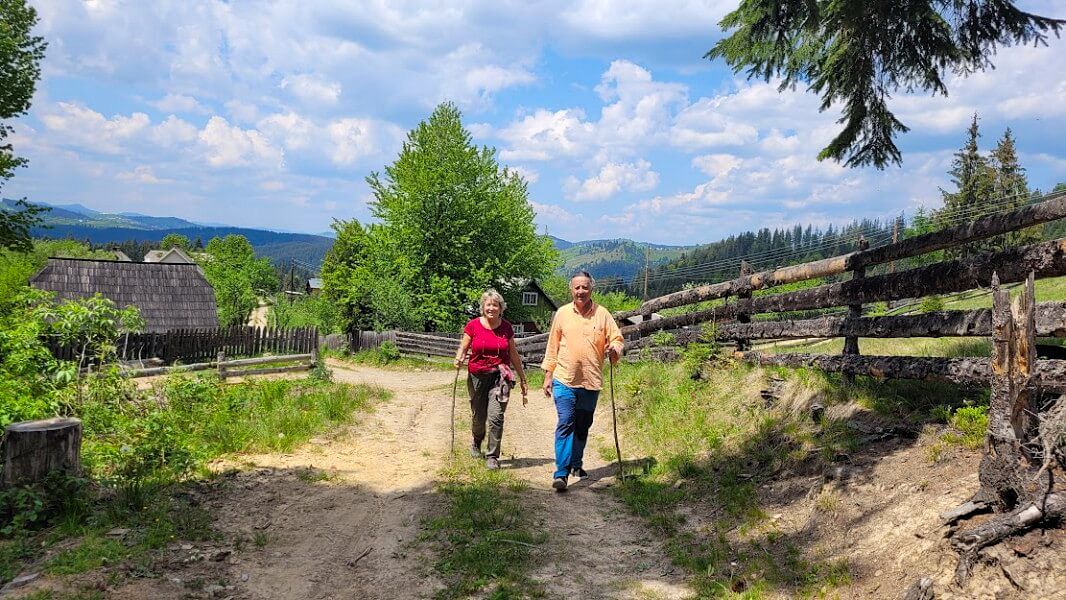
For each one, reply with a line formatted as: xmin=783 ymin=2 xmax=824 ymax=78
xmin=350 ymin=192 xmax=1066 ymax=388
xmin=48 ymin=325 xmax=318 ymax=365
xmin=125 ymin=352 xmax=315 ymax=379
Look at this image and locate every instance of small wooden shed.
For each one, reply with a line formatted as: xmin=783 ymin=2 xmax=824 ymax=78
xmin=30 ymin=258 xmax=218 ymax=333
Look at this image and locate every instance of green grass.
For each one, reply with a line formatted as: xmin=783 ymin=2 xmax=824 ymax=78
xmin=46 ymin=535 xmax=128 ymax=575
xmin=328 ymin=347 xmax=453 ymax=371
xmin=1 ymin=375 xmax=384 ymax=587
xmin=423 ymin=458 xmax=546 ymax=600
xmin=765 ymin=336 xmax=992 ymax=358
xmin=606 ymin=355 xmax=980 ymax=598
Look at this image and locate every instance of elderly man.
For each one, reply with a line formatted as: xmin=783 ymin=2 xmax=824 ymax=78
xmin=541 ymin=271 xmax=624 ymax=491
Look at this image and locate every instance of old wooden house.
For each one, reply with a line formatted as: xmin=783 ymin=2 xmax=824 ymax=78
xmin=30 ymin=258 xmax=218 ymax=332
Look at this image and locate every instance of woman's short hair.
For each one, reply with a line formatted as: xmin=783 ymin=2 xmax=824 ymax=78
xmin=570 ymin=270 xmax=595 ymax=289
xmin=480 ymin=289 xmax=507 ymax=314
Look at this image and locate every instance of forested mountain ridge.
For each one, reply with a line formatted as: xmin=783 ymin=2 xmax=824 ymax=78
xmin=553 ymin=237 xmax=693 ymax=280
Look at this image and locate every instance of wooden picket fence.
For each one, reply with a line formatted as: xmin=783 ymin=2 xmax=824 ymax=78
xmin=48 ymin=325 xmax=319 ymax=365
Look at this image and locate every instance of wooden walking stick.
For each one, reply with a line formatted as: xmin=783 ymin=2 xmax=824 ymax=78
xmin=451 ymin=366 xmax=460 ymax=455
xmin=609 ymin=360 xmax=625 ymax=483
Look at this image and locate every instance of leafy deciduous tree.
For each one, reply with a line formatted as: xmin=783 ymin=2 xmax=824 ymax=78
xmin=324 ymin=102 xmax=557 ymax=332
xmin=0 ymin=0 xmax=48 ymax=251
xmin=200 ymin=235 xmax=278 ymax=327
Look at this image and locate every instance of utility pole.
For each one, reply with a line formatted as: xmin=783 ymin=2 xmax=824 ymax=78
xmin=289 ymin=258 xmax=296 ymax=304
xmin=642 ymin=248 xmax=650 ymax=301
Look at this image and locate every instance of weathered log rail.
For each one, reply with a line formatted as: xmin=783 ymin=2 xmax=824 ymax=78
xmin=124 ymin=352 xmax=316 ymax=379
xmin=616 ymin=190 xmax=1066 ymax=319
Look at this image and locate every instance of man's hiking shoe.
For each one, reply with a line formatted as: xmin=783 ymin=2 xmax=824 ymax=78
xmin=486 ymin=457 xmax=500 ymax=470
xmin=552 ymin=476 xmax=568 ymax=491
xmin=571 ymin=467 xmax=589 ymax=480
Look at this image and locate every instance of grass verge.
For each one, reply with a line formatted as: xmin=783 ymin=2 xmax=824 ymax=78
xmin=423 ymin=457 xmax=546 ymax=599
xmin=1 ymin=374 xmax=386 ymax=586
xmin=607 ymin=353 xmax=982 ymax=599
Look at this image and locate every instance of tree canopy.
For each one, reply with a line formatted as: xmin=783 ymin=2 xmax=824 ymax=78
xmin=708 ymin=0 xmax=1064 ymax=169
xmin=0 ymin=0 xmax=47 ymax=251
xmin=323 ymin=102 xmax=557 ymax=332
xmin=199 ymin=235 xmax=278 ymax=327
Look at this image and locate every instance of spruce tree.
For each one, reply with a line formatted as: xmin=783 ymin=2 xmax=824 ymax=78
xmin=990 ymin=128 xmax=1037 ymax=248
xmin=940 ymin=114 xmax=995 ymax=257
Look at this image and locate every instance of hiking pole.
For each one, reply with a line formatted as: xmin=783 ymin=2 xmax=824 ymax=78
xmin=451 ymin=366 xmax=460 ymax=455
xmin=609 ymin=359 xmax=625 ymax=483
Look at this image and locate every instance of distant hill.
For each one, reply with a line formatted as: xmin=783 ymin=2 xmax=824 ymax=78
xmin=5 ymin=200 xmax=334 ymax=267
xmin=551 ymin=237 xmax=693 ymax=281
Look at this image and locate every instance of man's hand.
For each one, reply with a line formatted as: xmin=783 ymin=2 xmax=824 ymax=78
xmin=607 ymin=344 xmax=622 ymax=364
xmin=542 ymin=377 xmax=553 ymax=398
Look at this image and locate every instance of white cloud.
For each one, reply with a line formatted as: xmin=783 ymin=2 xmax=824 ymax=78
xmin=565 ymin=159 xmax=659 ymax=201
xmin=280 ymin=74 xmax=342 ymax=105
xmin=531 ymin=201 xmax=581 ymax=227
xmin=116 ymin=165 xmax=172 ymax=184
xmin=260 ymin=180 xmax=285 ymax=191
xmin=507 ymin=165 xmax=539 ymax=184
xmin=150 ymin=115 xmax=198 ymax=146
xmin=198 ymin=116 xmax=283 ymax=168
xmin=692 ymin=154 xmax=742 ymax=179
xmin=150 ymin=93 xmax=209 ymax=114
xmin=258 ymin=112 xmax=317 ymax=150
xmin=40 ymin=102 xmax=150 ymax=153
xmin=328 ymin=118 xmax=382 ymax=165
xmin=225 ymin=100 xmax=261 ymax=124
xmin=498 ymin=109 xmax=593 ymax=161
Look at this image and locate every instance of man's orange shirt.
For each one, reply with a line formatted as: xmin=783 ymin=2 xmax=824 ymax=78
xmin=541 ymin=302 xmax=624 ymax=391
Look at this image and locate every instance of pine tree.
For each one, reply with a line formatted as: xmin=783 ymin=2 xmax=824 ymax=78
xmin=990 ymin=128 xmax=1038 ymax=249
xmin=940 ymin=114 xmax=995 ymax=257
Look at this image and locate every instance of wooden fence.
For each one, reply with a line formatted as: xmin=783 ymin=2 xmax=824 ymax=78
xmin=352 ymin=190 xmax=1066 ymax=383
xmin=49 ymin=325 xmax=319 ymax=365
xmin=604 ymin=192 xmax=1066 ymax=382
xmin=124 ymin=352 xmax=316 ymax=379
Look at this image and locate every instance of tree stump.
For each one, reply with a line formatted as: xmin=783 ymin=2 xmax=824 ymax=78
xmin=950 ymin=272 xmax=1066 ymax=583
xmin=2 ymin=417 xmax=82 ymax=487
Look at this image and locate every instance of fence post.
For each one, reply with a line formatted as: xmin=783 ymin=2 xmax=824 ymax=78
xmin=979 ymin=271 xmax=1043 ymax=509
xmin=735 ymin=260 xmax=754 ymax=352
xmin=842 ymin=236 xmax=869 ymax=382
xmin=217 ymin=351 xmax=226 ymax=380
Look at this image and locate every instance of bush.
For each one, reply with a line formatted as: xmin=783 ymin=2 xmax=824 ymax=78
xmin=919 ymin=295 xmax=944 ymax=313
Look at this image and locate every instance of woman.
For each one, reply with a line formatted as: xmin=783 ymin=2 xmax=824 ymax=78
xmin=454 ymin=289 xmax=529 ymax=470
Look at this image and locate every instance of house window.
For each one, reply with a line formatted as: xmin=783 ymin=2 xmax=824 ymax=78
xmin=522 ymin=292 xmax=538 ymax=306
xmin=513 ymin=323 xmax=525 ymax=334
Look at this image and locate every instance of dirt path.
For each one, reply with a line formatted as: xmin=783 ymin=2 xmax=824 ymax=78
xmin=104 ymin=361 xmax=690 ymax=600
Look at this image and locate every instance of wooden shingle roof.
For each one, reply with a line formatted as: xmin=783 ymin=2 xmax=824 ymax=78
xmin=30 ymin=258 xmax=218 ymax=333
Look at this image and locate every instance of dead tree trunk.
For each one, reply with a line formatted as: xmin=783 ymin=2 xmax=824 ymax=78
xmin=951 ymin=273 xmax=1064 ymax=583
xmin=2 ymin=417 xmax=82 ymax=487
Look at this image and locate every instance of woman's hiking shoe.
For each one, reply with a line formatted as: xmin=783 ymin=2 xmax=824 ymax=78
xmin=552 ymin=476 xmax=568 ymax=491
xmin=469 ymin=443 xmax=482 ymax=458
xmin=486 ymin=457 xmax=500 ymax=470
xmin=570 ymin=467 xmax=589 ymax=480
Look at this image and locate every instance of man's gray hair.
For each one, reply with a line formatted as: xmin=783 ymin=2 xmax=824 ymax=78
xmin=480 ymin=288 xmax=507 ymax=314
xmin=570 ymin=270 xmax=595 ymax=289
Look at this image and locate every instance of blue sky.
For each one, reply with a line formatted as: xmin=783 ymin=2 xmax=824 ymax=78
xmin=6 ymin=0 xmax=1066 ymax=245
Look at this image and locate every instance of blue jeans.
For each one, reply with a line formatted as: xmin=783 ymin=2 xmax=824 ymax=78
xmin=552 ymin=379 xmax=600 ymax=479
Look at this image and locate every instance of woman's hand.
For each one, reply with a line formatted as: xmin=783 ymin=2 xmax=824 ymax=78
xmin=453 ymin=357 xmax=463 ymax=370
